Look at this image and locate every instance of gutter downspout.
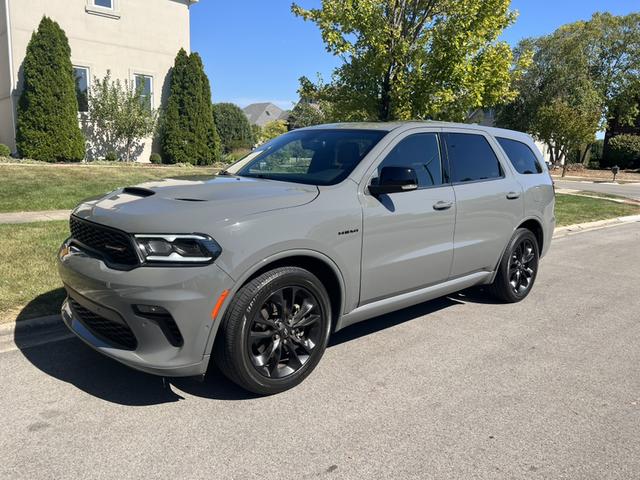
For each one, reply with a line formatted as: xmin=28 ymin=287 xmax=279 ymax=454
xmin=4 ymin=0 xmax=16 ymax=154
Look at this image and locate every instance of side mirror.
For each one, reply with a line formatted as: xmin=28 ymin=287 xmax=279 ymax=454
xmin=368 ymin=166 xmax=418 ymax=196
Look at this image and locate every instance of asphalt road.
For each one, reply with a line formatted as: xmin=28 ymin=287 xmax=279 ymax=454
xmin=2 ymin=223 xmax=640 ymax=479
xmin=554 ymin=179 xmax=640 ymax=201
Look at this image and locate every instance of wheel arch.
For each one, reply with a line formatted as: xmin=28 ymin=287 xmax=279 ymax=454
xmin=203 ymin=250 xmax=347 ymax=359
xmin=488 ymin=217 xmax=545 ymax=284
xmin=518 ymin=217 xmax=544 ymax=253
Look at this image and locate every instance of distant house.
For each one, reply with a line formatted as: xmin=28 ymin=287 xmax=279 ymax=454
xmin=0 ymin=0 xmax=197 ymax=160
xmin=243 ymin=102 xmax=290 ymax=127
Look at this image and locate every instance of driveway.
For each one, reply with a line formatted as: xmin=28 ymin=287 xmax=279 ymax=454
xmin=1 ymin=223 xmax=639 ymax=479
xmin=554 ymin=179 xmax=640 ymax=201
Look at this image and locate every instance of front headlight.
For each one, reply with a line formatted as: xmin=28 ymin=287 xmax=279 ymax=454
xmin=134 ymin=234 xmax=221 ymax=265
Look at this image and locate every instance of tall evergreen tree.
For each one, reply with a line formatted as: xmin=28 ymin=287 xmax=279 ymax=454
xmin=16 ymin=17 xmax=85 ymax=162
xmin=160 ymin=49 xmax=221 ymax=164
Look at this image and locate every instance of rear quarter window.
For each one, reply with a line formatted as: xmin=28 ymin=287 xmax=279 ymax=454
xmin=496 ymin=137 xmax=543 ymax=174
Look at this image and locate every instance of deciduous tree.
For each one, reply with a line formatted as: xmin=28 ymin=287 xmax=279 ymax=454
xmin=213 ymin=103 xmax=254 ymax=152
xmin=292 ymin=0 xmax=525 ymax=121
xmin=88 ymin=72 xmax=157 ymax=162
xmin=497 ymin=13 xmax=640 ymax=175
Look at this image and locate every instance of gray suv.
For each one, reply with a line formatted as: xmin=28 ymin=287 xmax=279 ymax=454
xmin=58 ymin=122 xmax=555 ymax=394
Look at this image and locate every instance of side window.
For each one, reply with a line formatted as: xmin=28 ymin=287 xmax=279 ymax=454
xmin=444 ymin=133 xmax=503 ymax=183
xmin=376 ymin=133 xmax=443 ymax=188
xmin=497 ymin=137 xmax=543 ymax=174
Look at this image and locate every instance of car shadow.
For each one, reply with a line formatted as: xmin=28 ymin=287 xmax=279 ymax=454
xmin=14 ymin=291 xmax=469 ymax=406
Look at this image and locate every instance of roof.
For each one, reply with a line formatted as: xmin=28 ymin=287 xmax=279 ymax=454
xmin=243 ymin=102 xmax=289 ymax=126
xmin=301 ymin=121 xmax=533 ymax=142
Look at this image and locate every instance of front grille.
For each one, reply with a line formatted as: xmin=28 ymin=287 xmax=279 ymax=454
xmin=69 ymin=298 xmax=137 ymax=350
xmin=69 ymin=216 xmax=139 ymax=268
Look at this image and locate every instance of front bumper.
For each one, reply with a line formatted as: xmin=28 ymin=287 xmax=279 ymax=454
xmin=58 ymin=240 xmax=235 ymax=377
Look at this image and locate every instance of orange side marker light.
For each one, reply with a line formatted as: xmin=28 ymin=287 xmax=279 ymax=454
xmin=211 ymin=289 xmax=230 ymax=320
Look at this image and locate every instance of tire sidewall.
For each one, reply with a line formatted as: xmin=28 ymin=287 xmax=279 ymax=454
xmin=499 ymin=229 xmax=540 ymax=302
xmin=232 ymin=269 xmax=332 ymax=393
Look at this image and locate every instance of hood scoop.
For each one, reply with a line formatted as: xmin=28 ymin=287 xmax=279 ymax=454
xmin=174 ymin=198 xmax=206 ymax=202
xmin=123 ymin=187 xmax=155 ymax=197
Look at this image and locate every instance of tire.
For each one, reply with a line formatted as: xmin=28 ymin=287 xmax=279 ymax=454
xmin=214 ymin=266 xmax=332 ymax=395
xmin=488 ymin=228 xmax=540 ymax=303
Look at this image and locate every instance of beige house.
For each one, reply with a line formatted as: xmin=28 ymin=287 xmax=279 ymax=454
xmin=0 ymin=0 xmax=197 ymax=161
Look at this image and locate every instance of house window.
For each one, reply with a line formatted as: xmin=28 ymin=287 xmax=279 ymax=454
xmin=94 ymin=0 xmax=113 ymax=8
xmin=134 ymin=74 xmax=153 ymax=110
xmin=73 ymin=66 xmax=90 ymax=113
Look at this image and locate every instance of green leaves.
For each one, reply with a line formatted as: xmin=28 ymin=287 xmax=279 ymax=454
xmin=160 ymin=49 xmax=221 ymax=165
xmin=16 ymin=17 xmax=85 ymax=162
xmin=496 ymin=12 xmax=640 ymax=168
xmin=292 ymin=0 xmax=520 ymax=121
xmin=213 ymin=103 xmax=254 ymax=153
xmin=88 ymin=72 xmax=157 ymax=162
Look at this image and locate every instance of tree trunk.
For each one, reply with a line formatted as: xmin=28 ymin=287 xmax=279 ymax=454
xmin=560 ymin=146 xmax=567 ymax=178
xmin=379 ymin=73 xmax=392 ymax=121
xmin=580 ymin=143 xmax=592 ymax=165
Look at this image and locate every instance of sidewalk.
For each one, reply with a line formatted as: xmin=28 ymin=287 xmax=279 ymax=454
xmin=0 ymin=209 xmax=71 ymax=224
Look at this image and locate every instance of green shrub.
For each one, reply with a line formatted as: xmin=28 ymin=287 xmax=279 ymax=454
xmin=16 ymin=17 xmax=85 ymax=162
xmin=104 ymin=151 xmax=118 ymax=162
xmin=213 ymin=103 xmax=253 ymax=153
xmin=608 ymin=134 xmax=640 ymax=169
xmin=160 ymin=49 xmax=221 ymax=165
xmin=0 ymin=144 xmax=10 ymax=157
xmin=149 ymin=153 xmax=162 ymax=164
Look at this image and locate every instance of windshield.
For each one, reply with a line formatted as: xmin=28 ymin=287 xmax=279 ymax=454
xmin=225 ymin=129 xmax=388 ymax=186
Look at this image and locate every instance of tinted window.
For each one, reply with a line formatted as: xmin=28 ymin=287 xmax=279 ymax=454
xmin=232 ymin=129 xmax=387 ymax=186
xmin=444 ymin=133 xmax=502 ymax=183
xmin=497 ymin=137 xmax=543 ymax=174
xmin=376 ymin=133 xmax=443 ymax=188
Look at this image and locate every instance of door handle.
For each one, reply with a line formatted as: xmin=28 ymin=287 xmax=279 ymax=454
xmin=433 ymin=201 xmax=453 ymax=211
xmin=506 ymin=192 xmax=521 ymax=200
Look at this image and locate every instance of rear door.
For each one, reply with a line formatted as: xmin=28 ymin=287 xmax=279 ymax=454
xmin=443 ymin=130 xmax=524 ymax=277
xmin=359 ymin=129 xmax=456 ymax=304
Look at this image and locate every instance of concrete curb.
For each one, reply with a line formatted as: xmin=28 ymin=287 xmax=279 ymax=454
xmin=0 ymin=314 xmax=71 ymax=354
xmin=1 ymin=215 xmax=639 ymax=352
xmin=553 ymin=214 xmax=640 ymax=238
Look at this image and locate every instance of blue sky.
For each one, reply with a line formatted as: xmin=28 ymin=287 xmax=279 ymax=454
xmin=190 ymin=0 xmax=639 ymax=110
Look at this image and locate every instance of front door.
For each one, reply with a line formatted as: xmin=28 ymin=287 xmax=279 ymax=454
xmin=360 ymin=130 xmax=456 ymax=304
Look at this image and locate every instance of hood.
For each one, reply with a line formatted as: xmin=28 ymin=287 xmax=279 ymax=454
xmin=72 ymin=175 xmax=319 ymax=234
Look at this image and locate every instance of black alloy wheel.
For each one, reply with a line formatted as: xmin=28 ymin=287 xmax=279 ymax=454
xmin=247 ymin=286 xmax=323 ymax=379
xmin=508 ymin=238 xmax=537 ymax=296
xmin=489 ymin=228 xmax=539 ymax=303
xmin=214 ymin=266 xmax=332 ymax=395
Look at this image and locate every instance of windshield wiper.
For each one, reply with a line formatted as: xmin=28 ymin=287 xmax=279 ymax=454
xmin=217 ymin=170 xmax=232 ymax=176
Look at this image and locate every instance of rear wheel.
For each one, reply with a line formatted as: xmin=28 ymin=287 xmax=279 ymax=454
xmin=488 ymin=228 xmax=539 ymax=303
xmin=214 ymin=267 xmax=331 ymax=395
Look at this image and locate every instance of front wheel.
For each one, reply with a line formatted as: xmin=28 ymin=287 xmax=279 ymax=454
xmin=214 ymin=267 xmax=332 ymax=395
xmin=488 ymin=228 xmax=540 ymax=303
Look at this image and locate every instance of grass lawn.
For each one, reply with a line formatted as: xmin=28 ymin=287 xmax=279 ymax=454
xmin=0 ymin=163 xmax=217 ymax=213
xmin=555 ymin=193 xmax=640 ymax=226
xmin=0 ymin=221 xmax=69 ymax=323
xmin=1 ymin=194 xmax=639 ymax=323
